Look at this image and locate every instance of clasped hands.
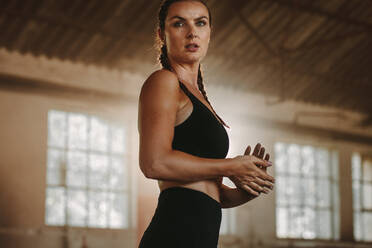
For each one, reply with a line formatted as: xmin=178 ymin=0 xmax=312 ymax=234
xmin=229 ymin=143 xmax=275 ymax=196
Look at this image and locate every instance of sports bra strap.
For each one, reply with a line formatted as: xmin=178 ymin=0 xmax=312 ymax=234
xmin=178 ymin=81 xmax=190 ymax=95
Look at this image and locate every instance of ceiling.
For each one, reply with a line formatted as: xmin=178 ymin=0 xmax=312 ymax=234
xmin=0 ymin=0 xmax=372 ymax=122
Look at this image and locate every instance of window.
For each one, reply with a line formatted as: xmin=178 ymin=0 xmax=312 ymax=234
xmin=352 ymin=153 xmax=372 ymax=241
xmin=275 ymin=142 xmax=339 ymax=239
xmin=45 ymin=110 xmax=130 ymax=229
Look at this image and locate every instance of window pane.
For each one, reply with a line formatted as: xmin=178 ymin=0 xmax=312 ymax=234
xmin=109 ymin=193 xmax=128 ymax=228
xmin=68 ymin=114 xmax=88 ymax=150
xmin=317 ymin=210 xmax=331 ymax=239
xmin=301 ymin=146 xmax=315 ymax=176
xmin=354 ymin=212 xmax=362 ymax=241
xmin=317 ymin=179 xmax=331 ymax=207
xmin=110 ymin=126 xmax=126 ymax=154
xmin=110 ymin=156 xmax=127 ymax=190
xmin=276 ymin=207 xmax=288 ymax=238
xmin=287 ymin=177 xmax=301 ymax=205
xmin=362 ymin=183 xmax=372 ymax=209
xmin=303 ymin=178 xmax=316 ymax=207
xmin=288 ymin=207 xmax=303 ymax=238
xmin=67 ymin=151 xmax=87 ymax=187
xmin=275 ymin=176 xmax=287 ymax=206
xmin=363 ymin=159 xmax=372 ymax=181
xmin=47 ymin=149 xmax=65 ymax=186
xmin=316 ymin=149 xmax=330 ymax=178
xmin=45 ymin=187 xmax=65 ymax=225
xmin=352 ymin=180 xmax=361 ymax=210
xmin=88 ymin=191 xmax=108 ymax=228
xmin=90 ymin=117 xmax=108 ymax=152
xmin=67 ymin=189 xmax=87 ymax=226
xmin=89 ymin=154 xmax=109 ymax=189
xmin=288 ymin=144 xmax=301 ymax=175
xmin=274 ymin=143 xmax=287 ymax=174
xmin=363 ymin=212 xmax=372 ymax=241
xmin=48 ymin=110 xmax=66 ymax=148
xmin=303 ymin=207 xmax=316 ymax=239
xmin=352 ymin=153 xmax=361 ymax=180
xmin=331 ymin=151 xmax=339 ymax=182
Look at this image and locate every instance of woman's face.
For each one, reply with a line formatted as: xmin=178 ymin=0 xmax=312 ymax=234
xmin=161 ymin=1 xmax=211 ymax=64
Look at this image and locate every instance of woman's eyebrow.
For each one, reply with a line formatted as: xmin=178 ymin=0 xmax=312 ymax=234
xmin=169 ymin=15 xmax=209 ymax=21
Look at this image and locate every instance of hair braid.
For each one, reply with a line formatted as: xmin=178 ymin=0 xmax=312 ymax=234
xmin=159 ymin=44 xmax=172 ymax=70
xmin=197 ymin=65 xmax=230 ymax=128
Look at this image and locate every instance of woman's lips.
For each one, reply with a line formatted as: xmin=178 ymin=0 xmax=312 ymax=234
xmin=185 ymin=44 xmax=199 ymax=52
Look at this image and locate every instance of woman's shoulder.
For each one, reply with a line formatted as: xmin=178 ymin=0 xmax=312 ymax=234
xmin=140 ymin=69 xmax=181 ymax=101
xmin=143 ymin=69 xmax=179 ymax=89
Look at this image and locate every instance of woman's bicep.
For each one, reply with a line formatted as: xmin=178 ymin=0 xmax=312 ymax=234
xmin=138 ymin=71 xmax=179 ymax=176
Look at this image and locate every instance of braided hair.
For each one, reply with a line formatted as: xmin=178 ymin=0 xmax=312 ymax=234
xmin=157 ymin=0 xmax=230 ymax=128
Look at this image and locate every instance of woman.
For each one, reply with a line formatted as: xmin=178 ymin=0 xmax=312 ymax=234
xmin=137 ymin=0 xmax=275 ymax=247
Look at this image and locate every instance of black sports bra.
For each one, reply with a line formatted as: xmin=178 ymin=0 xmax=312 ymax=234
xmin=172 ymin=81 xmax=229 ymax=159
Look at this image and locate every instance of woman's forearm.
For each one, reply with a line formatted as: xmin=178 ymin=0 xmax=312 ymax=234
xmin=219 ymin=183 xmax=257 ymax=208
xmin=140 ymin=149 xmax=237 ymax=182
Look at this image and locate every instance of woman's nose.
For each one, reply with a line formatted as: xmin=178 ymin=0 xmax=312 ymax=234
xmin=187 ymin=25 xmax=198 ymax=39
xmin=187 ymin=32 xmax=197 ymax=39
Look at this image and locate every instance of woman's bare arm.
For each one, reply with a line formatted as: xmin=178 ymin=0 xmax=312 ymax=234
xmin=138 ymin=69 xmax=235 ymax=182
xmin=138 ymin=69 xmax=273 ymax=184
xmin=219 ymin=144 xmax=274 ymax=208
xmin=219 ymin=183 xmax=258 ymax=208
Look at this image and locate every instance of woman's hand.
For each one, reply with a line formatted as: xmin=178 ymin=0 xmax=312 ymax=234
xmin=229 ymin=143 xmax=275 ymax=196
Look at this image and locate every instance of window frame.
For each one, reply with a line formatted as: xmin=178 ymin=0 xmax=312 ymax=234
xmin=44 ymin=109 xmax=132 ymax=229
xmin=274 ymin=141 xmax=340 ymax=240
xmin=352 ymin=153 xmax=372 ymax=242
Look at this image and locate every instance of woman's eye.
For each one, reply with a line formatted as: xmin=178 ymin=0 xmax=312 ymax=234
xmin=196 ymin=21 xmax=207 ymax=26
xmin=173 ymin=22 xmax=184 ymax=27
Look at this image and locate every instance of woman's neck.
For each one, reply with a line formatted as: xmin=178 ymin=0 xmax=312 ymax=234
xmin=168 ymin=60 xmax=200 ymax=90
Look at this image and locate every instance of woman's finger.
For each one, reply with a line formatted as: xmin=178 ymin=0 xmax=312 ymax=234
xmin=257 ymin=171 xmax=275 ymax=183
xmin=244 ymin=145 xmax=251 ymax=155
xmin=247 ymin=181 xmax=271 ymax=194
xmin=241 ymin=184 xmax=260 ymax=196
xmin=258 ymin=147 xmax=265 ymax=159
xmin=252 ymin=163 xmax=275 ymax=183
xmin=253 ymin=143 xmax=261 ymax=157
xmin=264 ymin=153 xmax=270 ymax=161
xmin=263 ymin=153 xmax=270 ymax=172
xmin=254 ymin=177 xmax=274 ymax=190
xmin=251 ymin=156 xmax=272 ymax=168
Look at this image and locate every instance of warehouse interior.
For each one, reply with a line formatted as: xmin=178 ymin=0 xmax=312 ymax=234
xmin=0 ymin=0 xmax=372 ymax=247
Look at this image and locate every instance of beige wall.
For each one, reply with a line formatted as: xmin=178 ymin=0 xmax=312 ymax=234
xmin=0 ymin=88 xmax=138 ymax=248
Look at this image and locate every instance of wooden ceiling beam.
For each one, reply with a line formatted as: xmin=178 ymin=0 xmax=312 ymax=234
xmin=0 ymin=7 xmax=138 ymax=41
xmin=262 ymin=0 xmax=372 ymax=33
xmin=282 ymin=30 xmax=369 ymax=53
xmin=0 ymin=72 xmax=135 ymax=104
xmin=233 ymin=5 xmax=279 ymax=58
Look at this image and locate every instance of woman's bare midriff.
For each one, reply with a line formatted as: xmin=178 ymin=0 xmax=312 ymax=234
xmin=158 ymin=179 xmax=221 ymax=203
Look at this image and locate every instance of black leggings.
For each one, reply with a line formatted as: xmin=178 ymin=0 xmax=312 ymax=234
xmin=138 ymin=187 xmax=222 ymax=248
